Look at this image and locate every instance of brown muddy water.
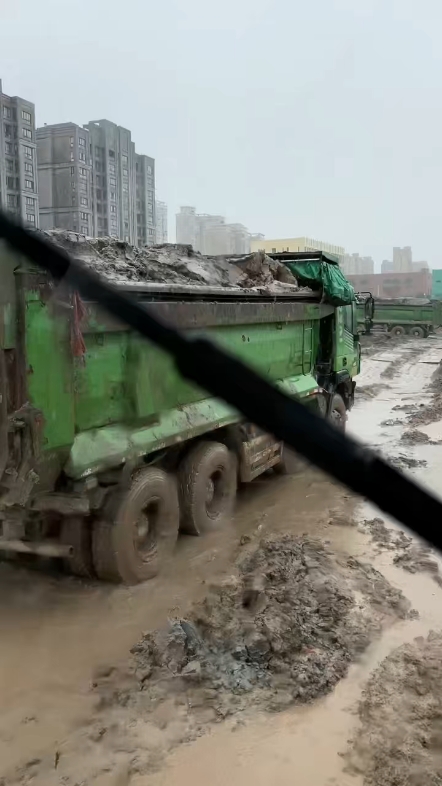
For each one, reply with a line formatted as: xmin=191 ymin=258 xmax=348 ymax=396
xmin=2 ymin=336 xmax=442 ymax=785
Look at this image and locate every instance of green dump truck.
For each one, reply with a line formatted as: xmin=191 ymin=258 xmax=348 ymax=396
xmin=357 ymin=297 xmax=442 ymax=337
xmin=0 ymin=245 xmax=361 ymax=583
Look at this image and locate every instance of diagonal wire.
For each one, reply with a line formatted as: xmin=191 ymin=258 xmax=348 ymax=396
xmin=0 ymin=211 xmax=441 ymax=547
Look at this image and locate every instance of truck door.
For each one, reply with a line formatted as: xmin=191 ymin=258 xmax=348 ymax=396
xmin=335 ymin=305 xmax=358 ymax=375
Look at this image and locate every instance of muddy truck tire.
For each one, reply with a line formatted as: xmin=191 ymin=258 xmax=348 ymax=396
xmin=179 ymin=441 xmax=237 ymax=536
xmin=410 ymin=326 xmax=425 ymax=338
xmin=92 ymin=467 xmax=179 ymax=584
xmin=60 ymin=516 xmax=95 ymax=578
xmin=390 ymin=325 xmax=405 ymax=336
xmin=329 ymin=394 xmax=347 ymax=432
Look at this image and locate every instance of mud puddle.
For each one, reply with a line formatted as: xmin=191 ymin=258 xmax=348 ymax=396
xmin=5 ymin=525 xmax=412 ymax=786
xmin=0 ymin=468 xmax=347 ymax=777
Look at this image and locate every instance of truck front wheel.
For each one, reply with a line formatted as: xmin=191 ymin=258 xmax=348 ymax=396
xmin=329 ymin=394 xmax=347 ymax=432
xmin=179 ymin=441 xmax=237 ymax=536
xmin=92 ymin=467 xmax=179 ymax=584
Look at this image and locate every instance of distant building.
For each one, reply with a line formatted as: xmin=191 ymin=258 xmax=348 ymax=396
xmin=432 ymin=269 xmax=442 ymax=300
xmin=347 ymin=270 xmax=432 ymax=299
xmin=393 ymin=246 xmax=412 ymax=272
xmin=250 ymin=236 xmax=344 ymax=263
xmin=176 ymin=206 xmax=197 ymax=247
xmin=37 ymin=123 xmax=93 ymax=235
xmin=341 ymin=253 xmax=374 ymax=276
xmin=135 ymin=153 xmax=155 ymax=246
xmin=412 ymin=260 xmax=429 ymax=272
xmin=381 ymin=259 xmax=393 ymax=273
xmin=0 ymin=79 xmax=39 ymax=227
xmin=84 ymin=119 xmax=137 ymax=243
xmin=38 ymin=117 xmax=155 ymax=245
xmin=176 ymin=206 xmax=250 ymax=255
xmin=155 ymin=200 xmax=168 ymax=244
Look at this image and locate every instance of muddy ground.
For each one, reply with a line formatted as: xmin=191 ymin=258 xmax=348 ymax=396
xmin=2 ymin=335 xmax=442 ymax=785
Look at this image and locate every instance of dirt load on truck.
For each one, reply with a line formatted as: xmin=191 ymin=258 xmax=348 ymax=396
xmin=0 ymin=238 xmax=360 ymax=583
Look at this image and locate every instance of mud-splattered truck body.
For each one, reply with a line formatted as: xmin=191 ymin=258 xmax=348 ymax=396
xmin=357 ymin=298 xmax=442 ymax=337
xmin=0 ymin=245 xmax=360 ymax=583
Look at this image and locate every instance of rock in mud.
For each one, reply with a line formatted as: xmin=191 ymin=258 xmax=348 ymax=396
xmin=387 ymin=453 xmax=427 ymax=470
xmin=401 ymin=429 xmax=431 ymax=445
xmin=361 ymin=517 xmax=441 ymax=584
xmin=346 ymin=632 xmax=442 ymax=785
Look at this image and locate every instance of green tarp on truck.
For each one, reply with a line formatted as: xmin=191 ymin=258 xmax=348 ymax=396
xmin=268 ymin=251 xmax=355 ymax=307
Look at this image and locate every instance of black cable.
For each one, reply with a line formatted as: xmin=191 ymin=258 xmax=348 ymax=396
xmin=1 ymin=212 xmax=441 ymax=547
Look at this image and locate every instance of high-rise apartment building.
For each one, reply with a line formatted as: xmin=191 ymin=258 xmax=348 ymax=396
xmin=0 ymin=79 xmax=39 ymax=227
xmin=381 ymin=259 xmax=394 ymax=273
xmin=393 ymin=246 xmax=412 ymax=272
xmin=84 ymin=120 xmax=137 ymax=242
xmin=341 ymin=252 xmax=374 ymax=276
xmin=155 ymin=200 xmax=168 ymax=243
xmin=176 ymin=206 xmax=197 ymax=247
xmin=135 ymin=154 xmax=155 ymax=246
xmin=37 ymin=123 xmax=93 ymax=235
xmin=37 ymin=117 xmax=156 ymax=245
xmin=176 ymin=206 xmax=250 ymax=255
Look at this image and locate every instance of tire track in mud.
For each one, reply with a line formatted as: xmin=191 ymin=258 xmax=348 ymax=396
xmin=345 ymin=632 xmax=442 ymax=786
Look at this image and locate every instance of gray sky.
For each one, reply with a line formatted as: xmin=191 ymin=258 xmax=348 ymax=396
xmin=2 ymin=0 xmax=442 ymax=267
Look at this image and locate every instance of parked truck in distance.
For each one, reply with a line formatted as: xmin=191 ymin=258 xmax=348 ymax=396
xmin=0 ymin=242 xmax=361 ymax=584
xmin=357 ymin=297 xmax=442 ymax=337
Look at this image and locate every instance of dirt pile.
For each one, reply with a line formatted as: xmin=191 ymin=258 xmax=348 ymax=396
xmin=42 ymin=231 xmax=301 ymax=293
xmin=357 ymin=383 xmax=390 ymax=400
xmin=361 ymin=518 xmax=441 ymax=583
xmin=401 ymin=428 xmax=433 ymax=445
xmin=5 ymin=535 xmax=412 ymax=785
xmin=125 ymin=535 xmax=409 ymax=714
xmin=408 ymin=359 xmax=442 ymax=426
xmin=346 ymin=632 xmax=442 ymax=785
xmin=234 ymin=250 xmax=299 ymax=290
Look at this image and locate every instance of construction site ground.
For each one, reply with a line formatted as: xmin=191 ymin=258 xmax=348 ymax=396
xmin=3 ymin=333 xmax=442 ymax=785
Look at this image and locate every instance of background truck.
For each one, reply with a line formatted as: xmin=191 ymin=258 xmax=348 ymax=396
xmin=356 ymin=297 xmax=442 ymax=337
xmin=0 ymin=243 xmax=361 ymax=584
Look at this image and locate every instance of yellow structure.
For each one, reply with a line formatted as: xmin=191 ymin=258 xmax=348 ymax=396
xmin=250 ymin=236 xmax=345 ymax=261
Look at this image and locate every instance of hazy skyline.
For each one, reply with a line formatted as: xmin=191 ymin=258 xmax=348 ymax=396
xmin=3 ymin=0 xmax=442 ymax=267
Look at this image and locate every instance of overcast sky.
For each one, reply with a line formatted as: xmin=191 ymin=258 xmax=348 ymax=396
xmin=2 ymin=0 xmax=442 ymax=267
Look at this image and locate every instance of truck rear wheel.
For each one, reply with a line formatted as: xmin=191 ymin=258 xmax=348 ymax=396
xmin=410 ymin=326 xmax=424 ymax=338
xmin=92 ymin=467 xmax=179 ymax=584
xmin=179 ymin=441 xmax=236 ymax=536
xmin=60 ymin=516 xmax=94 ymax=578
xmin=391 ymin=325 xmax=405 ymax=336
xmin=329 ymin=394 xmax=347 ymax=432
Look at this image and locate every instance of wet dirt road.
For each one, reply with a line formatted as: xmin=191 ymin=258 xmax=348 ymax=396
xmin=3 ymin=335 xmax=442 ymax=785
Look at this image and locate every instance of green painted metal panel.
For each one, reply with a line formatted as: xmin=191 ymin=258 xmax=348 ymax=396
xmin=74 ymin=331 xmax=132 ymax=431
xmin=65 ymin=373 xmax=320 ymax=479
xmin=25 ymin=294 xmax=75 ymax=450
